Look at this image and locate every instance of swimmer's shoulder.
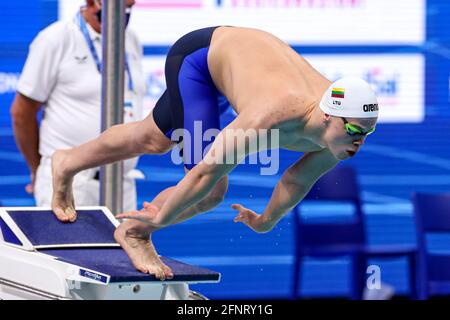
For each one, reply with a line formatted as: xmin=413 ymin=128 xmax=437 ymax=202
xmin=212 ymin=26 xmax=288 ymax=48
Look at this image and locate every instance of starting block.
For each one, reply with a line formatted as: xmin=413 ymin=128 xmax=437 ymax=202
xmin=0 ymin=207 xmax=220 ymax=300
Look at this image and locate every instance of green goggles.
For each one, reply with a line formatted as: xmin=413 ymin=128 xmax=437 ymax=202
xmin=341 ymin=118 xmax=376 ymax=136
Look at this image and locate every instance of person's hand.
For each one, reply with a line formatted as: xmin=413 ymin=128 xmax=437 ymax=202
xmin=25 ymin=171 xmax=36 ymax=194
xmin=232 ymin=204 xmax=272 ymax=233
xmin=116 ymin=201 xmax=161 ymax=226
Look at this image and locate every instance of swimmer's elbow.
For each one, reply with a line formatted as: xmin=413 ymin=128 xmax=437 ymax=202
xmin=196 ymin=159 xmax=232 ymax=177
xmin=284 ymin=167 xmax=313 ymax=194
xmin=132 ymin=121 xmax=171 ymax=155
xmin=187 ymin=165 xmax=226 ymax=199
xmin=192 ymin=164 xmax=223 ymax=186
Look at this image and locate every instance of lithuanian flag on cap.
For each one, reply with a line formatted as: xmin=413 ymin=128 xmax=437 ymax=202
xmin=331 ymin=88 xmax=345 ymax=98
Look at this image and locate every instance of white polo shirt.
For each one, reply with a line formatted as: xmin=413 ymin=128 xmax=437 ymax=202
xmin=17 ymin=13 xmax=147 ymax=174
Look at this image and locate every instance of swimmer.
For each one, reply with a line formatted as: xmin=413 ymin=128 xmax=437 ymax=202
xmin=51 ymin=26 xmax=378 ymax=280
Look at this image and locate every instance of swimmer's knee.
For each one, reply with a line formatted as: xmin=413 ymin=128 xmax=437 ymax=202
xmin=136 ymin=138 xmax=171 ymax=155
xmin=134 ymin=121 xmax=174 ymax=155
xmin=145 ymin=142 xmax=173 ymax=155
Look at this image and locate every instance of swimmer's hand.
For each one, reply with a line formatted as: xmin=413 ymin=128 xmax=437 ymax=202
xmin=116 ymin=201 xmax=160 ymax=226
xmin=232 ymin=204 xmax=272 ymax=233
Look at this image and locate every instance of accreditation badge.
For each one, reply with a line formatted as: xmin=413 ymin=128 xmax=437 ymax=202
xmin=124 ymin=91 xmax=137 ymax=123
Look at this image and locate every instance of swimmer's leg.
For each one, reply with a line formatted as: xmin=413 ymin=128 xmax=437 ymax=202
xmin=113 ymin=47 xmax=224 ymax=278
xmin=52 ymin=110 xmax=175 ymax=222
xmin=114 ymin=175 xmax=228 ymax=280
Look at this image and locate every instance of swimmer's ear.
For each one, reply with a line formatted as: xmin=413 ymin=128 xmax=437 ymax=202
xmin=323 ymin=113 xmax=332 ymax=125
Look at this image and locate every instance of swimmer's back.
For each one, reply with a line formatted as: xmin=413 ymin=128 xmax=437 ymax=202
xmin=208 ymin=26 xmax=331 ymax=115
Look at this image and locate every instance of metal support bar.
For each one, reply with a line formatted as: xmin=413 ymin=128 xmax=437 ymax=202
xmin=100 ymin=0 xmax=126 ymax=214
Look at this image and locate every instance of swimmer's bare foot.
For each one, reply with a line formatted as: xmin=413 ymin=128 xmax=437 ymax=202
xmin=114 ymin=219 xmax=174 ymax=280
xmin=51 ymin=150 xmax=77 ymax=222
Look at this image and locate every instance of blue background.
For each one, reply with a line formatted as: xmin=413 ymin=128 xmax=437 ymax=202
xmin=0 ymin=0 xmax=450 ymax=299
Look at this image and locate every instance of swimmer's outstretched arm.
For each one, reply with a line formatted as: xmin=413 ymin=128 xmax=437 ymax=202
xmin=234 ymin=148 xmax=339 ymax=233
xmin=117 ymin=114 xmax=267 ymax=227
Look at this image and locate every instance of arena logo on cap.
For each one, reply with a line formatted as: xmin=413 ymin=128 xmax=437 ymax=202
xmin=363 ymin=103 xmax=379 ymax=112
xmin=331 ymin=87 xmax=345 ymax=98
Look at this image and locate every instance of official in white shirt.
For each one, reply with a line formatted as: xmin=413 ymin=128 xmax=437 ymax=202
xmin=10 ymin=0 xmax=146 ymax=211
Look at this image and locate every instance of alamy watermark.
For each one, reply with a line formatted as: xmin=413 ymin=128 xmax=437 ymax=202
xmin=366 ymin=264 xmax=382 ymax=290
xmin=169 ymin=121 xmax=280 ymax=175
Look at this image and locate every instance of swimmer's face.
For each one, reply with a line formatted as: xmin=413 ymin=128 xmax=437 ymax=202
xmin=324 ymin=115 xmax=377 ymax=160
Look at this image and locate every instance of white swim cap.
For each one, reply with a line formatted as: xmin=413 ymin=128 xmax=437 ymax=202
xmin=319 ymin=77 xmax=379 ymax=118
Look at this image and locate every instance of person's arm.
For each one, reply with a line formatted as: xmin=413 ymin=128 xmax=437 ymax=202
xmin=12 ymin=24 xmax=64 ymax=193
xmin=160 ymin=114 xmax=269 ymax=226
xmin=233 ymin=148 xmax=339 ymax=233
xmin=117 ymin=113 xmax=267 ymax=227
xmin=10 ymin=92 xmax=42 ymax=193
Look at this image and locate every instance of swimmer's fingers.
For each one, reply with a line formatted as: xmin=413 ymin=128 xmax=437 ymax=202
xmin=142 ymin=202 xmax=161 ymax=217
xmin=232 ymin=203 xmax=257 ymax=223
xmin=232 ymin=204 xmax=270 ymax=233
xmin=116 ymin=210 xmax=146 ymax=221
xmin=116 ymin=209 xmax=161 ymax=226
xmin=143 ymin=201 xmax=152 ymax=209
xmin=231 ymin=203 xmax=245 ymax=212
xmin=232 ymin=203 xmax=246 ymax=222
xmin=142 ymin=201 xmax=159 ymax=210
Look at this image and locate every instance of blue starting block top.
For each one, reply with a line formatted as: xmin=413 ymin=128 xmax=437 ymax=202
xmin=5 ymin=209 xmax=117 ymax=247
xmin=39 ymin=248 xmax=219 ymax=283
xmin=0 ymin=207 xmax=220 ymax=283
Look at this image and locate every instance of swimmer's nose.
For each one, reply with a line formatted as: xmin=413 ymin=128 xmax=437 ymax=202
xmin=353 ymin=136 xmax=366 ymax=146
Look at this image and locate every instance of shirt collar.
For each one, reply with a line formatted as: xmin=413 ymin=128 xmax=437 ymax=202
xmin=75 ymin=11 xmax=101 ymax=42
xmin=85 ymin=21 xmax=101 ymax=42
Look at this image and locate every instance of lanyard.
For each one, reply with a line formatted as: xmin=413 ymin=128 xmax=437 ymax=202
xmin=77 ymin=10 xmax=134 ymax=92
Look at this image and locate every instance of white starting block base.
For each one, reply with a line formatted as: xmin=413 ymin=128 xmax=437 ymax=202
xmin=0 ymin=207 xmax=220 ymax=300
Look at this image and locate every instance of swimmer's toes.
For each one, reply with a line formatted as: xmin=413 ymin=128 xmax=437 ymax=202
xmin=150 ymin=266 xmax=165 ymax=280
xmin=147 ymin=267 xmax=159 ymax=279
xmin=136 ymin=264 xmax=149 ymax=274
xmin=162 ymin=265 xmax=174 ymax=279
xmin=53 ymin=207 xmax=70 ymax=222
xmin=67 ymin=207 xmax=77 ymax=222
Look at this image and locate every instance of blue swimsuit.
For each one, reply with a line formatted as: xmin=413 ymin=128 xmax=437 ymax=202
xmin=152 ymin=26 xmax=225 ymax=170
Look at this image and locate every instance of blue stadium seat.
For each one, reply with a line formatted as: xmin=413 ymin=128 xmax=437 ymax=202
xmin=292 ymin=166 xmax=417 ymax=299
xmin=413 ymin=192 xmax=450 ymax=299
